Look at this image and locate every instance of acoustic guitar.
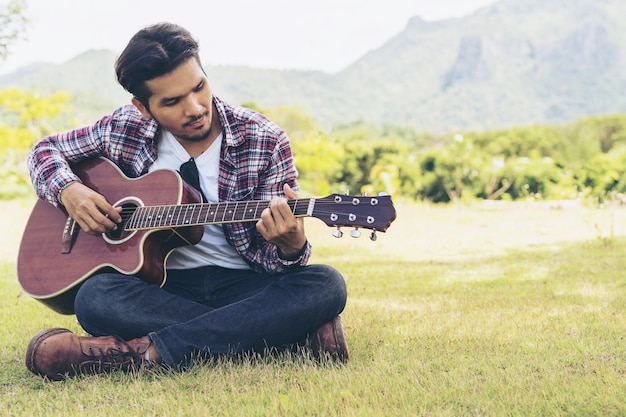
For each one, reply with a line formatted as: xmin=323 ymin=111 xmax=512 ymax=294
xmin=17 ymin=157 xmax=397 ymax=314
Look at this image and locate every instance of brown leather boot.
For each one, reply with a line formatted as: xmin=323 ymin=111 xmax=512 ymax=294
xmin=308 ymin=315 xmax=349 ymax=363
xmin=25 ymin=328 xmax=157 ymax=381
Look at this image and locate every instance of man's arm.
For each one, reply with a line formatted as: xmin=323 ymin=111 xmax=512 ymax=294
xmin=27 ymin=105 xmax=158 ymax=233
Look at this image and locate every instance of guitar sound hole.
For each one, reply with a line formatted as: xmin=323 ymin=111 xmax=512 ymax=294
xmin=105 ymin=203 xmax=137 ymax=240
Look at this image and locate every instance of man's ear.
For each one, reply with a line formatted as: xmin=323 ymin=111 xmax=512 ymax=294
xmin=132 ymin=97 xmax=151 ymax=118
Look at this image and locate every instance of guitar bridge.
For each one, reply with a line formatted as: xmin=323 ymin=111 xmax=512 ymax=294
xmin=61 ymin=216 xmax=79 ymax=254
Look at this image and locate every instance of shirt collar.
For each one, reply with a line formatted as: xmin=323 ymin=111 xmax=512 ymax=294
xmin=213 ymin=95 xmax=244 ymax=149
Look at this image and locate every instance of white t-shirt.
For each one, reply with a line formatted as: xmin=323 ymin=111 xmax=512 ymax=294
xmin=148 ymin=130 xmax=251 ymax=270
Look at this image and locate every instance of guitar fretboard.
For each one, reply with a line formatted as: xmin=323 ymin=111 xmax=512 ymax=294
xmin=124 ymin=198 xmax=315 ymax=230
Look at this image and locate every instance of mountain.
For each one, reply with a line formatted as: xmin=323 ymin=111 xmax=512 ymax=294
xmin=2 ymin=0 xmax=626 ymax=132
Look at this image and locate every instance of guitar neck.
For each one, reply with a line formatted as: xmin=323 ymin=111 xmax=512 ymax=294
xmin=125 ymin=198 xmax=314 ymax=230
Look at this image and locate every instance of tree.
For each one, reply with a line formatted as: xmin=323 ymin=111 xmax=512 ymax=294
xmin=418 ymin=135 xmax=483 ymax=203
xmin=0 ymin=87 xmax=71 ymax=198
xmin=0 ymin=0 xmax=27 ymax=61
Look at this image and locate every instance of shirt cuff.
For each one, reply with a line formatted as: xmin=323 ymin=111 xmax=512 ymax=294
xmin=277 ymin=240 xmax=312 ymax=267
xmin=57 ymin=180 xmax=78 ymax=205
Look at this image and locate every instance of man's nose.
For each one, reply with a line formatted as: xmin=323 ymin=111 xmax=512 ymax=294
xmin=184 ymin=96 xmax=203 ymax=116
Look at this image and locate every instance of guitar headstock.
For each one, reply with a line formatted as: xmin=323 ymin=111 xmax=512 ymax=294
xmin=311 ymin=194 xmax=397 ymax=234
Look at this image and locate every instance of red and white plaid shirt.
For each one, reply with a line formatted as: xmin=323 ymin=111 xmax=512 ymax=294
xmin=27 ymin=96 xmax=311 ymax=273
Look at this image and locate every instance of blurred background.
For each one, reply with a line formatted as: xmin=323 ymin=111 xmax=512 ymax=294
xmin=2 ymin=0 xmax=626 ymax=205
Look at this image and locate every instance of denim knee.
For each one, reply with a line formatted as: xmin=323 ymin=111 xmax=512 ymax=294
xmin=74 ymin=273 xmax=136 ymax=335
xmin=309 ymin=264 xmax=348 ymax=311
xmin=75 ymin=275 xmax=108 ymax=319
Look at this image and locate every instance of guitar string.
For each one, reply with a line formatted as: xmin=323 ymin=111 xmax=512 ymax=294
xmin=115 ymin=199 xmax=388 ymax=225
xmin=115 ymin=200 xmax=386 ymax=230
xmin=116 ymin=200 xmax=384 ymax=213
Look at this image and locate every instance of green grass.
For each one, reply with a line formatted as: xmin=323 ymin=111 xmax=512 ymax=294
xmin=2 ymin=200 xmax=626 ymax=416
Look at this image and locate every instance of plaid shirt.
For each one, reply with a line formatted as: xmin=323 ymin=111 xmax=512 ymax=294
xmin=27 ymin=96 xmax=311 ymax=273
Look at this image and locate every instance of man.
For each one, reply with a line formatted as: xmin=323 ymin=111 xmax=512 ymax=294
xmin=24 ymin=22 xmax=348 ymax=381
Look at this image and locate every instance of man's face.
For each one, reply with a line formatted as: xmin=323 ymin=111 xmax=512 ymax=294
xmin=133 ymin=58 xmax=215 ymax=143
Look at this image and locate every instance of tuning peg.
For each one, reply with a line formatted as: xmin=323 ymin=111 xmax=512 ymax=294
xmin=332 ymin=228 xmax=343 ymax=238
xmin=350 ymin=228 xmax=361 ymax=238
xmin=370 ymin=230 xmax=377 ymax=241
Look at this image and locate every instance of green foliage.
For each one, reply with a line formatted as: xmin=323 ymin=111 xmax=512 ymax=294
xmin=291 ymin=131 xmax=345 ymax=197
xmin=416 ymin=135 xmax=483 ymax=203
xmin=576 ymin=145 xmax=626 ymax=203
xmin=4 ymin=90 xmax=626 ymax=204
xmin=567 ymin=114 xmax=626 ymax=154
xmin=0 ymin=87 xmax=71 ymax=198
xmin=409 ymin=114 xmax=626 ymax=203
xmin=561 ymin=114 xmax=626 ymax=203
xmin=466 ymin=125 xmax=569 ymax=160
xmin=331 ymin=125 xmax=413 ymax=197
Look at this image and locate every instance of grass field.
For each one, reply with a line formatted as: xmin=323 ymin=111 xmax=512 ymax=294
xmin=1 ymin=197 xmax=626 ymax=416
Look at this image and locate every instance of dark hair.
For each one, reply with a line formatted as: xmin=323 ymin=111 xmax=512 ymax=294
xmin=115 ymin=22 xmax=200 ymax=106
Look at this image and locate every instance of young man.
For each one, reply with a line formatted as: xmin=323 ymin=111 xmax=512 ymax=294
xmin=24 ymin=22 xmax=348 ymax=381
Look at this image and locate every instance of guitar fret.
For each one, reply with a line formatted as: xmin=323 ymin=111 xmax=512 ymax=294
xmin=163 ymin=206 xmax=173 ymax=227
xmin=226 ymin=202 xmax=233 ymax=222
xmin=200 ymin=204 xmax=207 ymax=224
xmin=148 ymin=206 xmax=159 ymax=228
xmin=231 ymin=202 xmax=239 ymax=222
xmin=208 ymin=204 xmax=217 ymax=223
xmin=220 ymin=203 xmax=227 ymax=223
xmin=210 ymin=203 xmax=218 ymax=223
xmin=199 ymin=203 xmax=206 ymax=224
xmin=183 ymin=205 xmax=192 ymax=225
xmin=158 ymin=206 xmax=167 ymax=226
xmin=141 ymin=206 xmax=150 ymax=228
xmin=162 ymin=206 xmax=171 ymax=227
xmin=193 ymin=205 xmax=200 ymax=224
xmin=227 ymin=203 xmax=234 ymax=222
xmin=152 ymin=206 xmax=162 ymax=227
xmin=243 ymin=201 xmax=255 ymax=221
xmin=173 ymin=206 xmax=183 ymax=226
xmin=173 ymin=205 xmax=184 ymax=226
xmin=241 ymin=201 xmax=249 ymax=221
xmin=182 ymin=205 xmax=191 ymax=225
xmin=138 ymin=207 xmax=148 ymax=228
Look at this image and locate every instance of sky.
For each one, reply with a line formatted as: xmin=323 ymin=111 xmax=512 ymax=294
xmin=1 ymin=0 xmax=498 ymax=75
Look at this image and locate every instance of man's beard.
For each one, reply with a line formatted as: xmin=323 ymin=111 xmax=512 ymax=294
xmin=178 ymin=111 xmax=212 ymax=142
xmin=177 ymin=126 xmax=212 ymax=142
xmin=152 ymin=111 xmax=213 ymax=143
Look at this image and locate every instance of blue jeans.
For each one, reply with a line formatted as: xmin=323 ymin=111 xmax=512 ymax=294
xmin=74 ymin=264 xmax=347 ymax=368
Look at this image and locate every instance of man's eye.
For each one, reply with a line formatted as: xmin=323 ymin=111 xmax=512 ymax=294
xmin=194 ymin=82 xmax=204 ymax=92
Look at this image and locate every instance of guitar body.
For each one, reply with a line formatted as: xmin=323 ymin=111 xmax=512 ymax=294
xmin=17 ymin=158 xmax=204 ymax=315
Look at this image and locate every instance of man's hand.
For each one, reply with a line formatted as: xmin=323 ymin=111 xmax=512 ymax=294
xmin=256 ymin=184 xmax=307 ymax=260
xmin=60 ymin=182 xmax=122 ymax=235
